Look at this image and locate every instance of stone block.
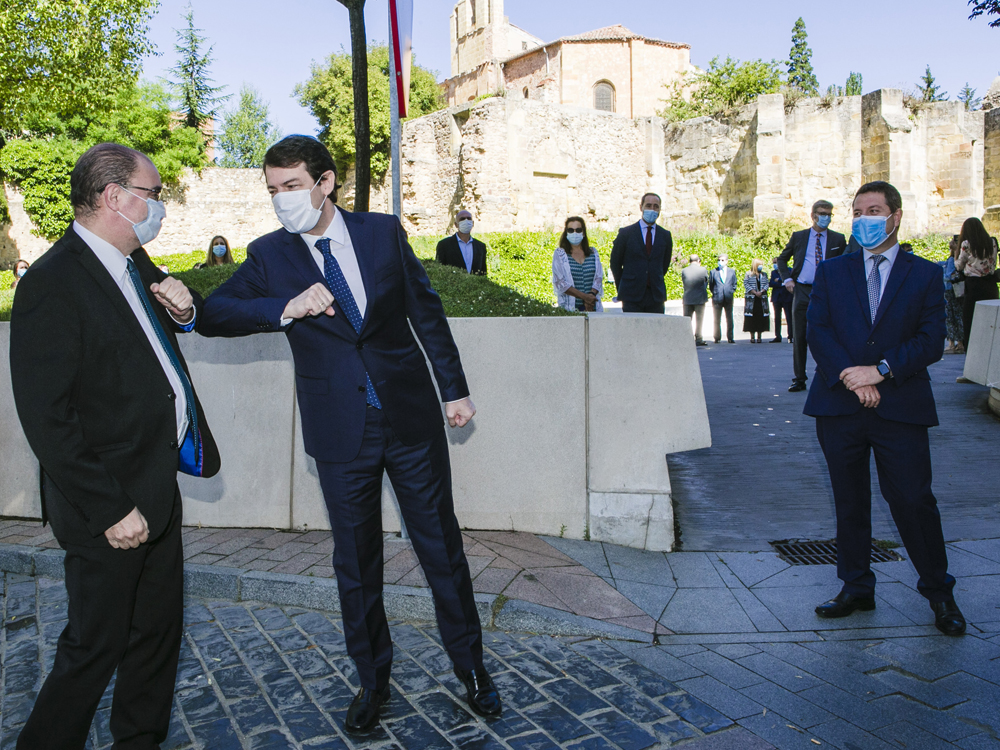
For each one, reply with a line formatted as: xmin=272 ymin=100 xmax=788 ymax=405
xmin=239 ymin=570 xmax=341 ymax=611
xmin=32 ymin=548 xmax=66 ymax=579
xmin=589 ymin=492 xmax=674 ymax=552
xmin=185 ymin=563 xmax=241 ymax=600
xmin=0 ymin=325 xmax=43 ymax=519
xmin=0 ymin=544 xmax=37 ymax=575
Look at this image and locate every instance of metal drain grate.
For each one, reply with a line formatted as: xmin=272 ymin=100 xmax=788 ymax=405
xmin=770 ymin=540 xmax=904 ymax=566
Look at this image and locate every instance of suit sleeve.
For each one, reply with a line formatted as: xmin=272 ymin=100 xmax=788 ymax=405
xmin=199 ymin=241 xmax=289 ymax=337
xmin=778 ymin=235 xmax=795 ymax=281
xmin=881 ymin=268 xmax=946 ymax=383
xmin=806 ymin=263 xmax=855 ymax=388
xmin=9 ymin=270 xmax=136 ymax=537
xmin=397 ymin=219 xmax=470 ymax=402
xmin=662 ymin=231 xmax=673 ymax=276
xmin=435 ymin=238 xmax=447 ymax=265
xmin=610 ymin=230 xmax=625 ymax=288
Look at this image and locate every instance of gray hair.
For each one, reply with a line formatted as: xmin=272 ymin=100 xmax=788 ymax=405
xmin=70 ymin=143 xmax=148 ymax=216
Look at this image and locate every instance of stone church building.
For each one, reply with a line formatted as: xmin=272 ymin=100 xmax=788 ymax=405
xmin=442 ymin=0 xmax=695 ymax=118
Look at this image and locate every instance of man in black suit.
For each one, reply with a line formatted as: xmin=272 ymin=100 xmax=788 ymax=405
xmin=681 ymin=255 xmax=709 ymax=345
xmin=9 ymin=143 xmax=220 ymax=748
xmin=778 ymin=200 xmax=848 ymax=391
xmin=610 ymin=192 xmax=673 ymax=313
xmin=435 ymin=209 xmax=487 ymax=274
xmin=709 ymin=254 xmax=738 ymax=343
xmin=769 ymin=256 xmax=793 ymax=343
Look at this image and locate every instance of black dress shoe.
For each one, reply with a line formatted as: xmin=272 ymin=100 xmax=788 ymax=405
xmin=345 ymin=685 xmax=390 ymax=734
xmin=788 ymin=337 xmax=794 ymax=343
xmin=815 ymin=590 xmax=876 ymax=618
xmin=770 ymin=337 xmax=782 ymax=343
xmin=696 ymin=340 xmax=707 ymax=346
xmin=728 ymin=339 xmax=735 ymax=343
xmin=454 ymin=667 xmax=502 ymax=717
xmin=931 ymin=600 xmax=966 ymax=636
xmin=788 ymin=382 xmax=807 ymax=392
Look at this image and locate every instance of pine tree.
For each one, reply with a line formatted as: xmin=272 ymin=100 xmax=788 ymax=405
xmin=958 ymin=83 xmax=981 ymax=110
xmin=845 ymin=72 xmax=863 ymax=96
xmin=168 ymin=8 xmax=229 ymax=130
xmin=217 ymin=85 xmax=281 ymax=168
xmin=917 ymin=65 xmax=948 ymax=102
xmin=786 ymin=18 xmax=818 ymax=95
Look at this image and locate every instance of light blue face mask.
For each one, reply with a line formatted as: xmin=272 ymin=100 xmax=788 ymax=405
xmin=852 ymin=214 xmax=895 ymax=250
xmin=212 ymin=244 xmax=227 ymax=257
xmin=815 ymin=214 xmax=831 ymax=230
xmin=566 ymin=231 xmax=584 ymax=246
xmin=642 ymin=209 xmax=659 ymax=225
xmin=118 ymin=188 xmax=166 ymax=245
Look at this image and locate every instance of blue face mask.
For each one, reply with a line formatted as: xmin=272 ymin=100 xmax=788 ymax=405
xmin=642 ymin=209 xmax=659 ymax=225
xmin=815 ymin=214 xmax=831 ymax=230
xmin=852 ymin=214 xmax=895 ymax=251
xmin=212 ymin=244 xmax=227 ymax=257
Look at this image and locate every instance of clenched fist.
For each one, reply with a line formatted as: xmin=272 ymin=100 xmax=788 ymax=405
xmin=105 ymin=507 xmax=149 ymax=549
xmin=283 ymin=283 xmax=336 ymax=320
xmin=150 ymin=277 xmax=194 ymax=324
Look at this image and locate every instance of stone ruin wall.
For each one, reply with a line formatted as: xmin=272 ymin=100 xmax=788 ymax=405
xmin=3 ymin=90 xmax=999 ymax=264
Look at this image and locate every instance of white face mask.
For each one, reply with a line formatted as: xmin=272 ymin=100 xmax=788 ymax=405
xmin=457 ymin=219 xmax=474 ymax=234
xmin=117 ymin=188 xmax=166 ymax=245
xmin=272 ymin=178 xmax=323 ymax=234
xmin=566 ymin=231 xmax=584 ymax=246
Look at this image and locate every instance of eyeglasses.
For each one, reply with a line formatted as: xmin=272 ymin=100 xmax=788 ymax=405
xmin=122 ymin=184 xmax=164 ymax=201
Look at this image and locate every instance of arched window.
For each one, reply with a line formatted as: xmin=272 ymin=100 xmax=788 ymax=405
xmin=594 ymin=81 xmax=615 ymax=112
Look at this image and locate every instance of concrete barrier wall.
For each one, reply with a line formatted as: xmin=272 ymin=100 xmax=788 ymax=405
xmin=963 ymin=300 xmax=1000 ymax=415
xmin=1 ymin=315 xmax=710 ymax=550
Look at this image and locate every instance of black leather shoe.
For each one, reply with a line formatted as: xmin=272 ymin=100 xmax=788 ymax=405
xmin=454 ymin=667 xmax=502 ymax=717
xmin=931 ymin=600 xmax=966 ymax=636
xmin=788 ymin=381 xmax=807 ymax=392
xmin=770 ymin=337 xmax=782 ymax=343
xmin=728 ymin=339 xmax=736 ymax=343
xmin=788 ymin=337 xmax=794 ymax=343
xmin=696 ymin=340 xmax=707 ymax=346
xmin=345 ymin=685 xmax=390 ymax=734
xmin=815 ymin=591 xmax=876 ymax=618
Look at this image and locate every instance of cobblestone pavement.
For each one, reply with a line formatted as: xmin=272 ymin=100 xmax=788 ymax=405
xmin=2 ymin=570 xmax=1000 ymax=750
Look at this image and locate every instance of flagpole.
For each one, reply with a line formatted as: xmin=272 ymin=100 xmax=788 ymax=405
xmin=389 ymin=16 xmax=402 ymax=221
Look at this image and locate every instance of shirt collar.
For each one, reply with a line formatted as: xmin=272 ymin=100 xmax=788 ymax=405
xmin=455 ymin=233 xmax=474 ymax=245
xmin=863 ymin=243 xmax=900 ymax=268
xmin=303 ymin=205 xmax=346 ymax=248
xmin=73 ymin=220 xmax=129 ymax=282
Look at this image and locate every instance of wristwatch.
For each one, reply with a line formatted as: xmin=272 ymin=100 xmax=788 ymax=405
xmin=877 ymin=360 xmax=893 ymax=379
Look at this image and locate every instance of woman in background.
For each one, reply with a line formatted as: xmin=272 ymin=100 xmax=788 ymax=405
xmin=9 ymin=259 xmax=29 ymax=289
xmin=195 ymin=235 xmax=234 ymax=269
xmin=552 ymin=217 xmax=603 ymax=312
xmin=956 ymin=217 xmax=998 ymax=355
xmin=743 ymin=258 xmax=770 ymax=343
xmin=940 ymin=235 xmax=964 ymax=354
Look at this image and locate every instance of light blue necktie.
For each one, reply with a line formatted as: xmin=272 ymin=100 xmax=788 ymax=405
xmin=867 ymin=255 xmax=885 ymax=323
xmin=316 ymin=238 xmax=382 ymax=409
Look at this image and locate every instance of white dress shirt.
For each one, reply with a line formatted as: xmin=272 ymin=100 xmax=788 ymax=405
xmin=302 ymin=206 xmax=367 ymax=316
xmin=863 ymin=242 xmax=900 ymax=305
xmin=456 ymin=234 xmax=475 ymax=273
xmin=73 ymin=221 xmax=189 ymax=441
xmin=797 ymin=228 xmax=827 ymax=285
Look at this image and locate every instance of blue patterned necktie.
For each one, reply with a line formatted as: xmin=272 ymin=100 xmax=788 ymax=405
xmin=867 ymin=254 xmax=885 ymax=323
xmin=316 ymin=238 xmax=382 ymax=409
xmin=125 ymin=257 xmax=203 ymax=474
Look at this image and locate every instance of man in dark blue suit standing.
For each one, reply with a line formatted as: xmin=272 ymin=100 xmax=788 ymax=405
xmin=610 ymin=193 xmax=673 ymax=313
xmin=805 ymin=181 xmax=965 ymax=636
xmin=200 ymin=136 xmax=501 ymax=731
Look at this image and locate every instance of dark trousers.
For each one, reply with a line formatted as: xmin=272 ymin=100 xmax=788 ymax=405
xmin=18 ymin=494 xmax=184 ymax=750
xmin=772 ymin=297 xmax=793 ymax=339
xmin=622 ymin=288 xmax=665 ymax=314
xmin=815 ymin=410 xmax=955 ymax=602
xmin=712 ymin=299 xmax=734 ymax=342
xmin=961 ymin=275 xmax=999 ymax=352
xmin=315 ymin=407 xmax=483 ymax=690
xmin=791 ymin=283 xmax=812 ymax=383
xmin=683 ymin=303 xmax=706 ymax=342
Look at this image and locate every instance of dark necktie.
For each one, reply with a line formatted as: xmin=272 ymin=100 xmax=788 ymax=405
xmin=815 ymin=232 xmax=824 ymax=267
xmin=316 ymin=238 xmax=382 ymax=409
xmin=645 ymin=225 xmax=653 ymax=257
xmin=867 ymin=255 xmax=885 ymax=322
xmin=125 ymin=257 xmax=201 ymax=467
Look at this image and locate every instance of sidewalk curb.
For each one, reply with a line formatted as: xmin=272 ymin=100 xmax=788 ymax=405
xmin=0 ymin=544 xmax=651 ymax=640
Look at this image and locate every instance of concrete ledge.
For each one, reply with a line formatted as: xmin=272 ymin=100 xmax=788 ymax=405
xmin=0 ymin=545 xmax=37 ymax=576
xmin=383 ymin=584 xmax=495 ymax=627
xmin=239 ymin=570 xmax=342 ymax=612
xmin=184 ymin=564 xmax=241 ymax=601
xmin=33 ymin=548 xmax=66 ymax=579
xmin=492 ymin=599 xmax=653 ymax=642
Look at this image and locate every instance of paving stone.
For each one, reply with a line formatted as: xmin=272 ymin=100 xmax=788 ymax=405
xmin=521 ymin=702 xmax=592 ymax=743
xmin=875 ymin=720 xmax=957 ymax=750
xmin=757 ymin=642 xmax=893 ymax=698
xmin=563 ymin=737 xmax=616 ymax=750
xmin=491 ymin=671 xmax=547 ymax=710
xmin=187 ymin=717 xmax=242 ymax=750
xmin=675 ymin=675 xmax=765 ymax=721
xmin=957 ymin=734 xmax=1000 ymax=749
xmin=865 ymin=639 xmax=965 ymax=681
xmin=228 ymin=695 xmax=281 ymax=736
xmin=873 ymin=693 xmax=987 ymax=741
xmin=602 ymin=544 xmax=672 ymax=586
xmin=551 ymin=652 xmax=620 ymax=690
xmin=717 ymin=553 xmax=791 ymax=589
xmin=246 ymin=729 xmax=296 ymax=750
xmin=660 ymin=691 xmax=734 ymax=734
xmin=410 ymin=691 xmax=476 ymax=732
xmin=540 ymin=677 xmax=612 ymax=716
xmin=666 ymin=553 xmax=727 ymax=588
xmin=211 ymin=665 xmax=259 ymax=700
xmin=506 ymin=733 xmax=560 ymax=750
xmin=681 ymin=650 xmax=768 ymax=689
xmin=448 ymin=724 xmax=509 ymax=750
xmin=583 ymin=709 xmax=658 ymax=750
xmin=870 ymin=667 xmax=968 ymax=709
xmin=736 ymin=680 xmax=833 ymax=729
xmin=660 ymin=588 xmax=758 ymax=634
xmin=610 ymin=660 xmax=678 ymax=697
xmin=650 ymin=717 xmax=699 ymax=744
xmin=807 ymin=718 xmax=898 ymax=750
xmin=737 ymin=711 xmax=827 ymax=750
xmin=594 ymin=683 xmax=668 ymax=723
xmin=796 ymin=683 xmax=897 ymax=731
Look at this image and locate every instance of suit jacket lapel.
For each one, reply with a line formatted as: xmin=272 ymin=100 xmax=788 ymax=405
xmin=341 ymin=210 xmax=375 ymax=332
xmin=278 ymin=231 xmax=326 ymax=289
xmin=849 ymin=250 xmax=872 ymax=326
xmin=871 ymin=251 xmax=911 ymax=331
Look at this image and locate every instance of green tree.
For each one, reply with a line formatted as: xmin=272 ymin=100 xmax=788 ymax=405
xmin=217 ymin=85 xmax=282 ymax=168
xmin=168 ymin=7 xmax=229 ymax=130
xmin=918 ymin=65 xmax=948 ymax=101
xmin=845 ymin=72 xmax=863 ymax=96
xmin=968 ymin=0 xmax=1000 ymax=27
xmin=786 ymin=18 xmax=818 ymax=95
xmin=958 ymin=82 xmax=982 ymax=110
xmin=659 ymin=57 xmax=783 ymax=122
xmin=0 ymin=0 xmax=157 ymax=141
xmin=295 ymin=45 xmax=445 ymax=182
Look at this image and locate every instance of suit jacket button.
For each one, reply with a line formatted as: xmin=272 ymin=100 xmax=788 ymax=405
xmin=168 ymin=393 xmax=176 ymax=401
xmin=169 ymin=440 xmax=179 ymax=449
xmin=358 ymin=386 xmax=365 ymax=392
xmin=867 ymin=341 xmax=874 ymax=346
xmin=356 ymin=342 xmax=364 ymax=350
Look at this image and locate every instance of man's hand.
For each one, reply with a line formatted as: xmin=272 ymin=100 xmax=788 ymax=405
xmin=853 ymin=384 xmax=881 ymax=409
xmin=105 ymin=507 xmax=149 ymax=549
xmin=783 ymin=278 xmax=795 ymax=293
xmin=840 ymin=365 xmax=884 ymax=391
xmin=446 ymin=397 xmax=476 ymax=428
xmin=283 ymin=283 xmax=335 ymax=320
xmin=150 ymin=277 xmax=194 ymax=324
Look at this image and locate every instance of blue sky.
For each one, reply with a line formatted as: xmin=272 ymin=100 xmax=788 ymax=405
xmin=140 ymin=0 xmax=1000 ymax=135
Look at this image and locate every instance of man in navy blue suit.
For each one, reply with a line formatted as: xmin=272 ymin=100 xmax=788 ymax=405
xmin=610 ymin=193 xmax=673 ymax=313
xmin=200 ymin=136 xmax=501 ymax=731
xmin=804 ymin=181 xmax=965 ymax=636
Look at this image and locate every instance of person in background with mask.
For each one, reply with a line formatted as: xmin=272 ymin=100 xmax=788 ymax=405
xmin=955 ymin=216 xmax=998 ymax=359
xmin=199 ymin=135 xmax=500 ymax=733
xmin=435 ymin=209 xmax=487 ymax=274
xmin=778 ymin=200 xmax=848 ymax=392
xmin=205 ymin=235 xmax=234 ymax=267
xmin=804 ymin=180 xmax=963 ymax=636
xmin=9 ymin=259 xmax=29 ymax=288
xmin=940 ymin=235 xmax=965 ymax=354
xmin=681 ymin=255 xmax=709 ymax=345
xmin=610 ymin=192 xmax=673 ymax=313
xmin=552 ymin=216 xmax=603 ymax=312
xmin=8 ymin=142 xmax=220 ymax=748
xmin=743 ymin=258 xmax=770 ymax=343
xmin=768 ymin=256 xmax=793 ymax=343
xmin=709 ymin=254 xmax=737 ymax=343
